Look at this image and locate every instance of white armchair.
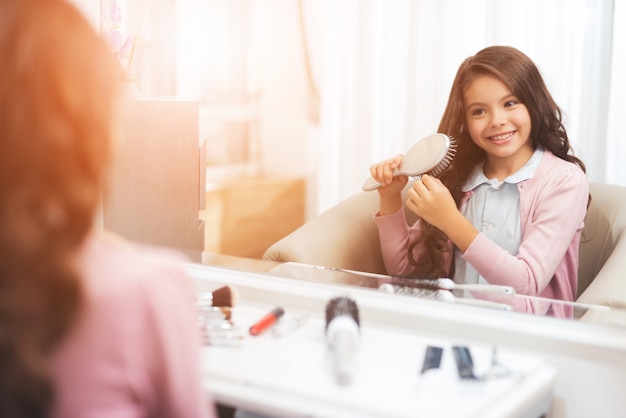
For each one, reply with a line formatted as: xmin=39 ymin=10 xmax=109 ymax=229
xmin=263 ymin=181 xmax=626 ymax=308
xmin=576 ymin=182 xmax=626 ymax=306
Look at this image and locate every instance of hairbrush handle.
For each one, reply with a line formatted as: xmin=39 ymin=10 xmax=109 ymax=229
xmin=326 ymin=315 xmax=359 ymax=385
xmin=325 ymin=297 xmax=360 ymax=386
xmin=362 ymin=174 xmax=425 ymax=192
xmin=362 ymin=175 xmax=391 ymax=192
xmin=426 ymin=278 xmax=515 ymax=295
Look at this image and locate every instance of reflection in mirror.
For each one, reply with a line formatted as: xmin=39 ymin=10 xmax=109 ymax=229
xmin=96 ymin=1 xmax=626 ymax=328
xmin=262 ymin=179 xmax=626 ymax=326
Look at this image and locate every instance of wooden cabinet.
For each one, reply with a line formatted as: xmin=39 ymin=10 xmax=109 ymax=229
xmin=101 ymin=100 xmax=305 ymax=261
xmin=202 ymin=176 xmax=306 ymax=258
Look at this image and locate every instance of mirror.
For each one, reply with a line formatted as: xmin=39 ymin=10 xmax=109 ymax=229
xmin=92 ymin=0 xmax=625 ymax=327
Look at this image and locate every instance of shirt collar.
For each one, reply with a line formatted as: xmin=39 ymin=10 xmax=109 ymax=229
xmin=462 ymin=148 xmax=544 ymax=192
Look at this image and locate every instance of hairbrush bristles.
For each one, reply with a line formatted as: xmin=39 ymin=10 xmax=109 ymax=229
xmin=325 ymin=296 xmax=360 ymax=330
xmin=387 ymin=277 xmax=442 ymax=291
xmin=378 ymin=283 xmax=455 ymax=302
xmin=428 ymin=135 xmax=456 ymax=177
xmin=210 ymin=285 xmax=238 ymax=308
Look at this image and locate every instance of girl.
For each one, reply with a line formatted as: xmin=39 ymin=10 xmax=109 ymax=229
xmin=369 ymin=46 xmax=589 ymax=317
xmin=0 ymin=1 xmax=215 ymax=417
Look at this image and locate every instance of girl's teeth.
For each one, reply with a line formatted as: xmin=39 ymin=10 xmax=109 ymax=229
xmin=491 ymin=133 xmax=512 ymax=141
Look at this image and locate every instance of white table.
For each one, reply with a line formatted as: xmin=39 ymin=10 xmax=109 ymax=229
xmin=200 ymin=301 xmax=556 ymax=418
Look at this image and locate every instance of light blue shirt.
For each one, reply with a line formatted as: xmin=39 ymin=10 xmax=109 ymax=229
xmin=453 ymin=148 xmax=544 ymax=286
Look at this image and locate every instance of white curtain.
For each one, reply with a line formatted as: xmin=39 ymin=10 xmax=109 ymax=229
xmin=607 ymin=0 xmax=626 ymax=185
xmin=315 ymin=0 xmax=624 ymax=214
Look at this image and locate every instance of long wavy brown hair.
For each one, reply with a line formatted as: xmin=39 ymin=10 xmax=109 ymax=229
xmin=408 ymin=46 xmax=586 ymax=277
xmin=0 ymin=1 xmax=119 ymax=416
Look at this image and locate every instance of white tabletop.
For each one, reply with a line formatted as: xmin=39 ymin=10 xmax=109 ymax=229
xmin=201 ymin=302 xmax=556 ymax=418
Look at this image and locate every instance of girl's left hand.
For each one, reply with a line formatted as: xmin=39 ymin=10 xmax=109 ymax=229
xmin=406 ymin=174 xmax=459 ymax=231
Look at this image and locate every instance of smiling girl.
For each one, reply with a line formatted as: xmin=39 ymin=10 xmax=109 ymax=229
xmin=370 ymin=46 xmax=589 ymax=316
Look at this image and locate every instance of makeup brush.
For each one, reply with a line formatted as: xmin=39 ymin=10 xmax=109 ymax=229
xmin=197 ymin=285 xmax=238 ymax=308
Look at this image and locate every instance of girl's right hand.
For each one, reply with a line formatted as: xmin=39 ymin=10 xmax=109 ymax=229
xmin=369 ymin=154 xmax=408 ymax=196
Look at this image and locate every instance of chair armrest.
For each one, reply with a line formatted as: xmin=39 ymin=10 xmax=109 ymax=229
xmin=263 ymin=191 xmax=388 ymax=274
xmin=578 ymin=182 xmax=626 ymax=296
xmin=577 ymin=232 xmax=626 ymax=308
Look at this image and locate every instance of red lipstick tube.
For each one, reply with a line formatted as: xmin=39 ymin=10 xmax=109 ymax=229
xmin=249 ymin=307 xmax=285 ymax=336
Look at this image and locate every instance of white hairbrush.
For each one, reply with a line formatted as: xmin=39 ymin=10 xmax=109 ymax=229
xmin=362 ymin=133 xmax=456 ymax=191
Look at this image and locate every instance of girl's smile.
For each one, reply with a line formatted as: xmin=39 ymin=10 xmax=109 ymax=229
xmin=487 ymin=131 xmax=516 ymax=143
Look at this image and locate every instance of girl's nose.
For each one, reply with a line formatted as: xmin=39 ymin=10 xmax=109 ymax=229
xmin=490 ymin=110 xmax=506 ymax=127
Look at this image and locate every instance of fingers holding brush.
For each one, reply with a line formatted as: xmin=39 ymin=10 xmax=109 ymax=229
xmin=369 ymin=154 xmax=402 ymax=184
xmin=407 ymin=176 xmax=479 ymax=252
xmin=369 ymin=154 xmax=408 ymax=195
xmin=406 ymin=175 xmax=457 ymax=229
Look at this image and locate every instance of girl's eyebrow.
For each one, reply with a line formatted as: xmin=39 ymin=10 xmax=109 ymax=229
xmin=501 ymin=93 xmax=519 ymax=102
xmin=465 ymin=93 xmax=518 ymax=110
xmin=465 ymin=101 xmax=484 ymax=109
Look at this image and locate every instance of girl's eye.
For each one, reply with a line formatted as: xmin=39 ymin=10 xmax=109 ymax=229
xmin=470 ymin=108 xmax=485 ymax=116
xmin=505 ymin=100 xmax=519 ymax=108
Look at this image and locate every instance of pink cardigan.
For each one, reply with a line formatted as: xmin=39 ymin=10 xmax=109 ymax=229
xmin=48 ymin=232 xmax=215 ymax=418
xmin=375 ymin=150 xmax=589 ymax=317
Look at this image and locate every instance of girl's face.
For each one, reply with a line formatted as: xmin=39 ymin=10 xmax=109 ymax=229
xmin=463 ymin=75 xmax=534 ymax=178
